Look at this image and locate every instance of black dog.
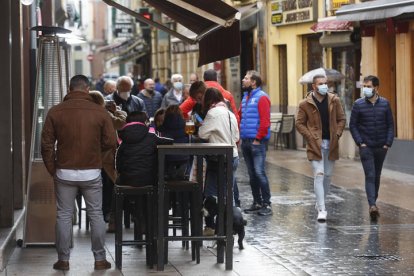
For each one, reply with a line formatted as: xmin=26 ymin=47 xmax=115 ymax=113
xmin=202 ymin=196 xmax=247 ymax=249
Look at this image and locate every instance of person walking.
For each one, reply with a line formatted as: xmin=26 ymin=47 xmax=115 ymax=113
xmin=41 ymin=75 xmax=117 ymax=271
xmin=296 ymin=74 xmax=346 ymax=222
xmin=137 ymin=78 xmax=163 ymax=118
xmin=239 ymin=70 xmax=272 ymax=216
xmin=349 ymin=75 xmax=394 ymax=220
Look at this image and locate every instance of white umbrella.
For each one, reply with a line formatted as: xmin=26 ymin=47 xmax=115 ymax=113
xmin=299 ymin=67 xmax=345 ymax=84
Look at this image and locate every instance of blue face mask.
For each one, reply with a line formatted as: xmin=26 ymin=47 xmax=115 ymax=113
xmin=363 ymin=87 xmax=374 ymax=98
xmin=173 ymin=82 xmax=183 ymax=91
xmin=317 ymin=84 xmax=328 ymax=95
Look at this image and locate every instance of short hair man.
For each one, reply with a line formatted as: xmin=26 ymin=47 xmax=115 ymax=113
xmin=349 ymin=75 xmax=394 ymax=220
xmin=105 ymin=76 xmax=146 ymax=115
xmin=189 ymin=72 xmax=199 ymax=84
xmin=137 ymin=78 xmax=163 ymax=118
xmin=161 ymin=73 xmax=184 ymax=108
xmin=239 ymin=70 xmax=272 ymax=216
xmin=203 ymin=69 xmax=240 ymax=123
xmin=41 ymin=75 xmax=117 ymax=271
xmin=296 ymin=74 xmax=346 ymax=222
xmin=103 ymin=80 xmax=116 ymax=96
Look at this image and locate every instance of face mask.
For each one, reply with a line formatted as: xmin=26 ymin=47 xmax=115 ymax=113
xmin=363 ymin=87 xmax=374 ymax=98
xmin=119 ymin=92 xmax=130 ymax=100
xmin=173 ymin=82 xmax=183 ymax=91
xmin=317 ymin=84 xmax=328 ymax=95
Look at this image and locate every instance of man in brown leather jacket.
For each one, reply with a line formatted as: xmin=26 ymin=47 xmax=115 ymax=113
xmin=41 ymin=75 xmax=117 ymax=271
xmin=296 ymin=75 xmax=346 ymax=222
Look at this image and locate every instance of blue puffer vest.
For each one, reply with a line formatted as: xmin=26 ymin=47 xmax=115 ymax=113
xmin=240 ymin=87 xmax=270 ymax=140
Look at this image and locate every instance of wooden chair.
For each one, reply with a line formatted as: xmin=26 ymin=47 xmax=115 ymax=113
xmin=274 ymin=114 xmax=295 ymax=150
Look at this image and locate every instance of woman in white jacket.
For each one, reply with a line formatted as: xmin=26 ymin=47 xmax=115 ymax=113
xmin=198 ymin=88 xmax=240 ymax=235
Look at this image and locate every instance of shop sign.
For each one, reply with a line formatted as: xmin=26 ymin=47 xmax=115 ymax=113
xmin=114 ymin=22 xmax=134 ymax=38
xmin=331 ymin=0 xmax=354 ymax=11
xmin=271 ymin=0 xmax=317 ymax=26
xmin=171 ymin=41 xmax=199 ymax=53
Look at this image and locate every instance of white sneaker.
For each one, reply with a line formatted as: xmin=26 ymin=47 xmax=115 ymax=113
xmin=317 ymin=210 xmax=327 ymax=222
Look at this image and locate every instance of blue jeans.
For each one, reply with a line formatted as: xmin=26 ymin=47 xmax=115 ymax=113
xmin=311 ymin=148 xmax=335 ymax=211
xmin=359 ymin=146 xmax=388 ymax=206
xmin=241 ymin=139 xmax=271 ymax=205
xmin=204 ymin=156 xmax=239 ymax=205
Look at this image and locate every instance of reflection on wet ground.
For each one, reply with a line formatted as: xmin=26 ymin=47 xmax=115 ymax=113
xmin=237 ymin=158 xmax=414 ymax=275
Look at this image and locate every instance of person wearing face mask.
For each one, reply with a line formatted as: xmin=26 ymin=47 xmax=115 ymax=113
xmin=349 ymin=75 xmax=394 ymax=221
xmin=137 ymin=78 xmax=163 ymax=118
xmin=296 ymin=75 xmax=346 ymax=222
xmin=105 ymin=76 xmax=146 ymax=115
xmin=161 ymin=73 xmax=185 ymax=109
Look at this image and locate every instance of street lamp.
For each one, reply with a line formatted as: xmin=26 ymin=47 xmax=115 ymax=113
xmin=21 ymin=0 xmax=34 ymax=6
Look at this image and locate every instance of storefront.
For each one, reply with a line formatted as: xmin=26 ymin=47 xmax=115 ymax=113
xmin=337 ymin=0 xmax=414 ymax=174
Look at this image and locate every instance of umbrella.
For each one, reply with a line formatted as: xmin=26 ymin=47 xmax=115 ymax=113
xmin=299 ymin=68 xmax=345 ymax=84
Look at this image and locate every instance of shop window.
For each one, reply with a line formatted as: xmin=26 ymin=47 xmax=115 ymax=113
xmin=302 ymin=34 xmax=323 ymax=97
xmin=332 ymin=47 xmax=361 ymax=127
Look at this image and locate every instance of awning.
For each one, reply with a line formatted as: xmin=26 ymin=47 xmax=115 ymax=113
xmin=238 ymin=2 xmax=263 ymax=31
xmin=336 ymin=0 xmax=414 ymax=21
xmin=103 ymin=0 xmax=241 ymax=66
xmin=97 ymin=37 xmax=149 ymax=64
xmin=311 ymin=19 xmax=353 ymax=32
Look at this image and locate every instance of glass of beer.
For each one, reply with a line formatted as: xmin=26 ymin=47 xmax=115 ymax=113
xmin=185 ymin=118 xmax=195 ymax=143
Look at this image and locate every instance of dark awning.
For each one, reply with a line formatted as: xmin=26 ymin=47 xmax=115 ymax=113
xmin=336 ymin=0 xmax=414 ymax=21
xmin=97 ymin=37 xmax=149 ymax=65
xmin=311 ymin=19 xmax=352 ymax=32
xmin=103 ymin=0 xmax=241 ymax=66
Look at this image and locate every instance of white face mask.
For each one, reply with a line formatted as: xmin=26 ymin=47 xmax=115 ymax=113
xmin=119 ymin=92 xmax=130 ymax=100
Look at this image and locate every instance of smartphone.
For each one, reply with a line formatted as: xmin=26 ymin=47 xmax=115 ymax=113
xmin=194 ymin=113 xmax=203 ymax=123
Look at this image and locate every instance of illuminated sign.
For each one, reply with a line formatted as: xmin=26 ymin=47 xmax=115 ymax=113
xmin=331 ymin=0 xmax=353 ymax=11
xmin=271 ymin=0 xmax=317 ymax=26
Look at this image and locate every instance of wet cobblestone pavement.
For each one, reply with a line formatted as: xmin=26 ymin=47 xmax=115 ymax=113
xmin=237 ymin=158 xmax=414 ymax=275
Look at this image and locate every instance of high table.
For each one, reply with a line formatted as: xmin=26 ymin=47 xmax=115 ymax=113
xmin=157 ymin=143 xmax=234 ymax=271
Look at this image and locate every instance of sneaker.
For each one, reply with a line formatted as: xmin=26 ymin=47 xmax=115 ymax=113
xmin=369 ymin=205 xmax=380 ymax=220
xmin=53 ymin=260 xmax=69 ymax=271
xmin=244 ymin=203 xmax=262 ymax=214
xmin=94 ymin=259 xmax=111 ymax=270
xmin=317 ymin=210 xmax=327 ymax=222
xmin=258 ymin=204 xmax=273 ymax=216
xmin=203 ymin=227 xmax=215 ymax=236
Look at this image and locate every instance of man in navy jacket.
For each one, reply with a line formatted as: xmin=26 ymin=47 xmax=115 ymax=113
xmin=349 ymin=75 xmax=394 ymax=220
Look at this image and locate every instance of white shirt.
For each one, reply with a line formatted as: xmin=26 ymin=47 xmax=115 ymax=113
xmin=56 ymin=169 xmax=101 ymax=181
xmin=198 ymin=102 xmax=239 ymax=157
xmin=173 ymin=90 xmax=182 ymax=102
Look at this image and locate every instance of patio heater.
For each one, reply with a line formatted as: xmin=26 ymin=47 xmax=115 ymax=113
xmin=23 ymin=26 xmax=72 ymax=246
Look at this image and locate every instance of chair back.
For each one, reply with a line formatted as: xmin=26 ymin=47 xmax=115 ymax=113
xmin=270 ymin=112 xmax=282 ymax=132
xmin=280 ymin=115 xmax=295 ymax=134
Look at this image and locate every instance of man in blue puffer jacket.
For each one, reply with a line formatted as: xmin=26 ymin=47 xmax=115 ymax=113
xmin=349 ymin=75 xmax=394 ymax=220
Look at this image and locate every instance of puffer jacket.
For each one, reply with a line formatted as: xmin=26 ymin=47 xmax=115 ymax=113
xmin=116 ymin=122 xmax=172 ymax=186
xmin=137 ymin=90 xmax=163 ymax=118
xmin=41 ymin=91 xmax=117 ymax=176
xmin=105 ymin=92 xmax=146 ymax=115
xmin=296 ymin=92 xmax=346 ymax=161
xmin=349 ymin=96 xmax=394 ymax=148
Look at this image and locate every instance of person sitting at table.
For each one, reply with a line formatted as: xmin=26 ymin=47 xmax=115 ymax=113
xmin=116 ymin=111 xmax=173 ymax=187
xmin=158 ymin=105 xmax=189 ymax=180
xmin=198 ymin=88 xmax=239 ymax=235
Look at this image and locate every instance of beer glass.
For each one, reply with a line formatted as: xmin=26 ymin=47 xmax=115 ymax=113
xmin=185 ymin=118 xmax=195 ymax=143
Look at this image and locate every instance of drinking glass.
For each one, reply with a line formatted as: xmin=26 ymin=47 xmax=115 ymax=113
xmin=185 ymin=118 xmax=195 ymax=143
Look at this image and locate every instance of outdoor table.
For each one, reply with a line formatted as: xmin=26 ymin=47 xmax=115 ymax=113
xmin=157 ymin=143 xmax=234 ymax=271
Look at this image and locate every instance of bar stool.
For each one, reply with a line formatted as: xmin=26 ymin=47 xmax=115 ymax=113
xmin=164 ymin=180 xmax=203 ymax=264
xmin=114 ymin=184 xmax=156 ymax=269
